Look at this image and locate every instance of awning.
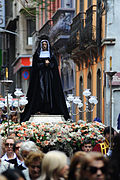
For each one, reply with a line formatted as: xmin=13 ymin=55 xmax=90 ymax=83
xmin=13 ymin=55 xmax=32 ymax=74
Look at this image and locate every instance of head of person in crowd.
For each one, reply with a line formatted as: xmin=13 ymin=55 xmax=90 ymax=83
xmin=93 ymin=117 xmax=101 ymax=123
xmin=112 ymin=132 xmax=120 ymax=152
xmin=40 ymin=150 xmax=69 ymax=180
xmin=13 ymin=140 xmax=25 ymax=161
xmin=2 ymin=168 xmax=26 ymax=180
xmin=3 ymin=136 xmax=15 ymax=157
xmin=23 ymin=150 xmax=44 ymax=180
xmin=0 ymin=134 xmax=3 ymax=157
xmin=79 ymin=152 xmax=108 ymax=180
xmin=19 ymin=140 xmax=39 ymax=161
xmin=0 ymin=136 xmax=15 ymax=173
xmin=0 ymin=175 xmax=8 ymax=180
xmin=68 ymin=151 xmax=86 ymax=180
xmin=107 ymin=132 xmax=120 ymax=180
xmin=81 ymin=139 xmax=93 ymax=152
xmin=103 ymin=126 xmax=114 ymax=143
xmin=11 ymin=112 xmax=18 ymax=123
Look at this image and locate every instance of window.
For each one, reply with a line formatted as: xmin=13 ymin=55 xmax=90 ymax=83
xmin=70 ymin=69 xmax=74 ymax=88
xmin=61 ymin=0 xmax=73 ymax=8
xmin=80 ymin=0 xmax=84 ymax=12
xmin=87 ymin=72 xmax=92 ymax=122
xmin=88 ymin=0 xmax=92 ymax=8
xmin=27 ymin=19 xmax=36 ymax=45
xmin=97 ymin=69 xmax=101 ymax=119
xmin=79 ymin=76 xmax=83 ymax=120
xmin=45 ymin=0 xmax=48 ymax=22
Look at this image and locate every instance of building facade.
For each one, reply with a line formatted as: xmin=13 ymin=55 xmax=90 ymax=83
xmin=1 ymin=0 xmax=36 ymax=95
xmin=68 ymin=0 xmax=120 ymax=128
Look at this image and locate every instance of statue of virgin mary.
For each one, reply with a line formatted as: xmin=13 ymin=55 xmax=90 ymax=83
xmin=21 ymin=35 xmax=70 ymax=122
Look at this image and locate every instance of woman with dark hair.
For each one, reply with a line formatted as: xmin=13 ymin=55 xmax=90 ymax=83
xmin=2 ymin=168 xmax=26 ymax=180
xmin=68 ymin=151 xmax=86 ymax=180
xmin=21 ymin=35 xmax=69 ymax=122
xmin=107 ymin=132 xmax=120 ymax=180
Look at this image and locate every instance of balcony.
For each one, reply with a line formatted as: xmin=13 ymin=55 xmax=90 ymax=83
xmin=68 ymin=5 xmax=98 ymax=62
xmin=49 ymin=8 xmax=75 ymax=51
xmin=67 ymin=12 xmax=85 ymax=53
xmin=81 ymin=5 xmax=97 ymax=48
xmin=38 ymin=20 xmax=52 ymax=37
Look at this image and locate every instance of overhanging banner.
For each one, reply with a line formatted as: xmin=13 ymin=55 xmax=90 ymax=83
xmin=0 ymin=0 xmax=5 ymax=27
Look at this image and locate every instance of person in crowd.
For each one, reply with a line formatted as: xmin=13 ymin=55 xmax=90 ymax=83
xmin=13 ymin=140 xmax=25 ymax=170
xmin=39 ymin=150 xmax=69 ymax=180
xmin=0 ymin=109 xmax=7 ymax=123
xmin=11 ymin=112 xmax=18 ymax=123
xmin=0 ymin=135 xmax=14 ymax=173
xmin=19 ymin=140 xmax=39 ymax=169
xmin=22 ymin=150 xmax=44 ymax=180
xmin=93 ymin=117 xmax=102 ymax=123
xmin=2 ymin=168 xmax=26 ymax=180
xmin=1 ymin=136 xmax=18 ymax=166
xmin=0 ymin=175 xmax=8 ymax=180
xmin=81 ymin=139 xmax=93 ymax=152
xmin=21 ymin=35 xmax=69 ymax=122
xmin=68 ymin=151 xmax=86 ymax=180
xmin=92 ymin=126 xmax=114 ymax=155
xmin=0 ymin=109 xmax=3 ymax=123
xmin=79 ymin=152 xmax=108 ymax=180
xmin=106 ymin=132 xmax=120 ymax=180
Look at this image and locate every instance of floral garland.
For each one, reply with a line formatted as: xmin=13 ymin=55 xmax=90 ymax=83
xmin=0 ymin=120 xmax=105 ymax=156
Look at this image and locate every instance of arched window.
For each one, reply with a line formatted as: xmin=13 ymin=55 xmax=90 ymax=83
xmin=70 ymin=69 xmax=74 ymax=88
xmin=88 ymin=0 xmax=92 ymax=8
xmin=87 ymin=72 xmax=92 ymax=122
xmin=97 ymin=69 xmax=101 ymax=120
xmin=79 ymin=76 xmax=83 ymax=120
xmin=80 ymin=0 xmax=84 ymax=12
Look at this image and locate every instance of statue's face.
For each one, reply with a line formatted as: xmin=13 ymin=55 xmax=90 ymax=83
xmin=42 ymin=41 xmax=48 ymax=51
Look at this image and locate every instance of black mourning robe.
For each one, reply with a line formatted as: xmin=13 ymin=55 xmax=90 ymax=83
xmin=21 ymin=47 xmax=70 ymax=122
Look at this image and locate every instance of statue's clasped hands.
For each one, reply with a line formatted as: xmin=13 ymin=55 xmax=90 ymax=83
xmin=45 ymin=59 xmax=50 ymax=66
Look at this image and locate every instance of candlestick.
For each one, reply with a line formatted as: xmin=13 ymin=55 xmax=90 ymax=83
xmin=6 ymin=67 xmax=8 ymax=79
xmin=110 ymin=56 xmax=112 ymax=71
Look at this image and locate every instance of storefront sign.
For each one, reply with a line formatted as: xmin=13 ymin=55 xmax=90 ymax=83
xmin=13 ymin=56 xmax=32 ymax=74
xmin=0 ymin=0 xmax=5 ymax=27
xmin=22 ymin=70 xmax=30 ymax=80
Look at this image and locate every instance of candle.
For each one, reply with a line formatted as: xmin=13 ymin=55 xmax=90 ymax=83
xmin=6 ymin=67 xmax=8 ymax=79
xmin=110 ymin=56 xmax=112 ymax=71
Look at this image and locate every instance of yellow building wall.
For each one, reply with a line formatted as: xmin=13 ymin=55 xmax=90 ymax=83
xmin=75 ymin=0 xmax=105 ymax=123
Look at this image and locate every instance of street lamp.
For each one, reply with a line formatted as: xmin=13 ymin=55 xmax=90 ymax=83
xmin=66 ymin=89 xmax=98 ymax=119
xmin=0 ymin=80 xmax=28 ymax=134
xmin=105 ymin=56 xmax=117 ymax=150
xmin=106 ymin=71 xmax=117 ymax=149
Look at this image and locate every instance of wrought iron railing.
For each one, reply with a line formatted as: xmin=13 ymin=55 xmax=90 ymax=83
xmin=81 ymin=5 xmax=97 ymax=47
xmin=67 ymin=12 xmax=85 ymax=53
xmin=49 ymin=8 xmax=75 ymax=44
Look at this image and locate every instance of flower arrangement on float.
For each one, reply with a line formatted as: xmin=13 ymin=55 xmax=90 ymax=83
xmin=0 ymin=120 xmax=105 ymax=156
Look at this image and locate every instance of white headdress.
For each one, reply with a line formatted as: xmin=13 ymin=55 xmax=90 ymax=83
xmin=39 ymin=40 xmax=50 ymax=58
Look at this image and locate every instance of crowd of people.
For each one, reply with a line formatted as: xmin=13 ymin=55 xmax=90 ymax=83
xmin=0 ymin=126 xmax=119 ymax=180
xmin=0 ymin=108 xmax=18 ymax=124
